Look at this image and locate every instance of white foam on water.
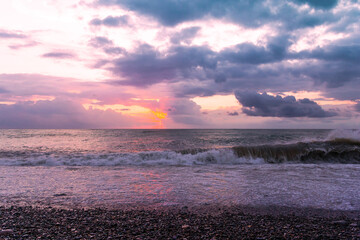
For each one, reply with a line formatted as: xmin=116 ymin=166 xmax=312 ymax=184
xmin=326 ymin=129 xmax=360 ymax=142
xmin=0 ymin=149 xmax=266 ymax=166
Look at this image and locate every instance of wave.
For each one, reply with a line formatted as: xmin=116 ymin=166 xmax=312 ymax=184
xmin=0 ymin=149 xmax=260 ymax=166
xmin=0 ymin=129 xmax=359 ymax=166
xmin=233 ymin=139 xmax=360 ymax=164
xmin=0 ymin=139 xmax=359 ymax=166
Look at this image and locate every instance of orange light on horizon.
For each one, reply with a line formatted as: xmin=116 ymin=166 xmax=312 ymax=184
xmin=0 ymin=101 xmax=16 ymax=105
xmin=151 ymin=110 xmax=167 ymax=120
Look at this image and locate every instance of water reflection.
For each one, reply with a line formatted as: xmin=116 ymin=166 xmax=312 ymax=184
xmin=0 ymin=165 xmax=359 ymax=210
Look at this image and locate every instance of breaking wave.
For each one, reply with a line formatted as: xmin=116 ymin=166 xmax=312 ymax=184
xmin=0 ymin=129 xmax=359 ymax=166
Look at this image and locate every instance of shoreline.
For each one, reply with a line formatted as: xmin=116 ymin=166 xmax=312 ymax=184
xmin=1 ymin=205 xmax=359 ymax=239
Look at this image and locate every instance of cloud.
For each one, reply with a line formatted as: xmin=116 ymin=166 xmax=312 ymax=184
xmin=166 ymin=98 xmax=205 ymax=126
xmin=104 ymin=47 xmax=126 ymax=55
xmin=92 ymin=1 xmax=358 ymax=105
xmin=220 ymin=35 xmax=291 ymax=64
xmin=0 ymin=73 xmax=134 ymax=106
xmin=291 ymin=61 xmax=360 ymax=88
xmin=8 ymin=41 xmax=39 ymax=50
xmin=0 ymin=87 xmax=8 ymax=94
xmin=235 ymin=91 xmax=337 ymax=118
xmin=107 ymin=44 xmax=216 ymax=87
xmin=298 ymin=44 xmax=360 ymax=63
xmin=170 ymin=40 xmax=360 ymax=99
xmin=170 ymin=26 xmax=201 ymax=44
xmin=355 ymin=102 xmax=360 ymax=112
xmin=42 ymin=52 xmax=76 ymax=59
xmin=96 ymin=0 xmax=337 ymax=29
xmin=89 ymin=37 xmax=126 ymax=55
xmin=0 ymin=99 xmax=135 ymax=129
xmin=227 ymin=111 xmax=239 ymax=116
xmin=89 ymin=36 xmax=113 ymax=48
xmin=291 ymin=0 xmax=338 ymax=9
xmin=90 ymin=15 xmax=129 ymax=27
xmin=0 ymin=30 xmax=27 ymax=39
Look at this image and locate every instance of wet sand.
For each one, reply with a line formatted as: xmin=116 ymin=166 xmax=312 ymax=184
xmin=1 ymin=205 xmax=359 ymax=239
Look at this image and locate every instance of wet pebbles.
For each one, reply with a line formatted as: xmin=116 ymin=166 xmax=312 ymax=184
xmin=0 ymin=205 xmax=359 ymax=239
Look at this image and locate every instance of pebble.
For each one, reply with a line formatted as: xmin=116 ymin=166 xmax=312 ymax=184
xmin=0 ymin=206 xmax=359 ymax=239
xmin=0 ymin=229 xmax=13 ymax=235
xmin=331 ymin=220 xmax=348 ymax=225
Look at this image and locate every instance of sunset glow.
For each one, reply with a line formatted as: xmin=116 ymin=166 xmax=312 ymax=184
xmin=0 ymin=0 xmax=359 ymax=129
xmin=152 ymin=110 xmax=167 ymax=120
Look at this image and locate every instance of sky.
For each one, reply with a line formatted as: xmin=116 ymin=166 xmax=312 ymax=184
xmin=0 ymin=0 xmax=359 ymax=129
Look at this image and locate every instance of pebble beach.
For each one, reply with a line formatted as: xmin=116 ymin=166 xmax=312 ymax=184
xmin=1 ymin=205 xmax=360 ymax=239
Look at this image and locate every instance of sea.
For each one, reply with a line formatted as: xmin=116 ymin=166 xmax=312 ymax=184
xmin=0 ymin=129 xmax=359 ymax=211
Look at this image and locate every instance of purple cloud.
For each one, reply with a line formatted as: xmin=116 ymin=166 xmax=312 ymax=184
xmin=355 ymin=103 xmax=360 ymax=113
xmin=89 ymin=36 xmax=113 ymax=48
xmin=0 ymin=73 xmax=135 ymax=106
xmin=170 ymin=26 xmax=201 ymax=44
xmin=0 ymin=30 xmax=27 ymax=39
xmin=8 ymin=41 xmax=39 ymax=50
xmin=96 ymin=0 xmax=338 ymax=28
xmin=106 ymin=44 xmax=216 ymax=87
xmin=42 ymin=52 xmax=76 ymax=59
xmin=235 ymin=91 xmax=337 ymax=118
xmin=0 ymin=99 xmax=135 ymax=129
xmin=89 ymin=37 xmax=126 ymax=55
xmin=227 ymin=111 xmax=239 ymax=116
xmin=166 ymin=99 xmax=205 ymax=126
xmin=90 ymin=15 xmax=129 ymax=27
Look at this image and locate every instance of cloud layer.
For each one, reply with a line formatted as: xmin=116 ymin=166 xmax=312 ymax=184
xmin=0 ymin=0 xmax=359 ymax=128
xmin=0 ymin=99 xmax=134 ymax=129
xmin=235 ymin=91 xmax=337 ymax=118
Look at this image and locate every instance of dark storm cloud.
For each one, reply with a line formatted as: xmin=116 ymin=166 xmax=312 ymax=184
xmin=291 ymin=0 xmax=338 ymax=9
xmin=291 ymin=61 xmax=360 ymax=88
xmin=170 ymin=26 xmax=201 ymax=44
xmin=96 ymin=0 xmax=218 ymax=26
xmin=174 ymin=85 xmax=215 ymax=98
xmin=42 ymin=52 xmax=76 ymax=59
xmin=90 ymin=15 xmax=129 ymax=27
xmin=220 ymin=35 xmax=291 ymax=64
xmin=235 ymin=91 xmax=337 ymax=118
xmin=108 ymin=44 xmax=216 ymax=87
xmin=321 ymin=83 xmax=360 ymax=102
xmin=93 ymin=0 xmax=358 ymax=105
xmin=105 ymin=35 xmax=293 ymax=88
xmin=0 ymin=30 xmax=27 ymax=39
xmin=298 ymin=44 xmax=360 ymax=63
xmin=174 ymin=40 xmax=360 ymax=99
xmin=104 ymin=35 xmax=360 ymax=102
xmin=96 ymin=0 xmax=336 ymax=29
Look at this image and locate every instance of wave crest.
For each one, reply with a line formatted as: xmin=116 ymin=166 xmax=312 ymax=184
xmin=1 ymin=129 xmax=360 ymax=166
xmin=326 ymin=129 xmax=360 ymax=143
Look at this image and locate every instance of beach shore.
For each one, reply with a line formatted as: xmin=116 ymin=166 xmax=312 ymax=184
xmin=1 ymin=205 xmax=359 ymax=239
